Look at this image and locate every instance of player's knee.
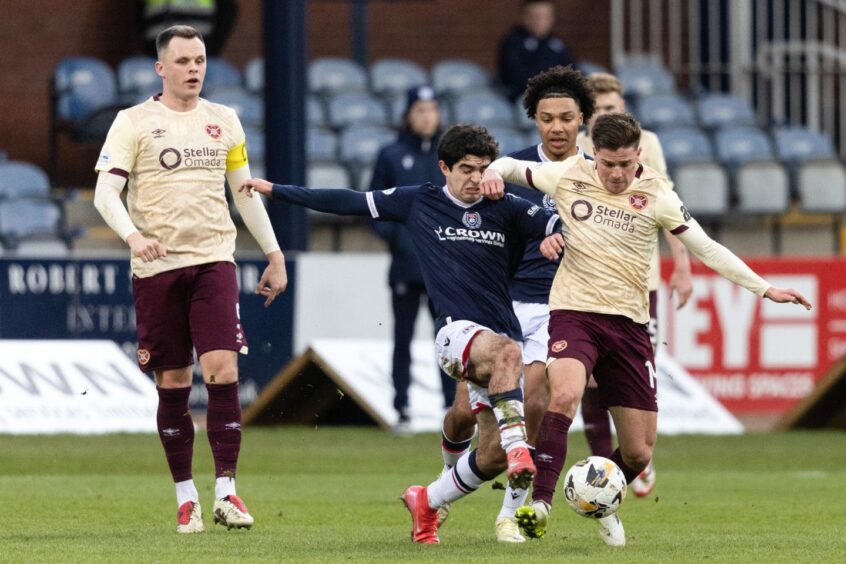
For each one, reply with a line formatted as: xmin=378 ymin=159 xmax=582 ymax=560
xmin=495 ymin=340 xmax=522 ymax=373
xmin=547 ymin=386 xmax=581 ymax=416
xmin=620 ymin=443 xmax=652 ymax=472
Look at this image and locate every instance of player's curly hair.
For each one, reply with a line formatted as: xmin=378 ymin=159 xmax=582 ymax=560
xmin=521 ymin=65 xmax=594 ymax=122
xmin=438 ymin=124 xmax=499 ymax=169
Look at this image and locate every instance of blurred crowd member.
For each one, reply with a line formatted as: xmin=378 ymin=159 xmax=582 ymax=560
xmin=369 ymin=85 xmax=455 ymax=435
xmin=139 ymin=0 xmax=238 ymax=57
xmin=497 ymin=0 xmax=579 ymax=101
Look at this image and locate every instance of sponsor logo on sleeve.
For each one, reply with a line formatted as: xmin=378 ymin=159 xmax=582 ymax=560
xmin=542 ymin=194 xmax=556 ymax=209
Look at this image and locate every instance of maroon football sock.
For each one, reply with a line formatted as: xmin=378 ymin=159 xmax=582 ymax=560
xmin=581 ymin=386 xmax=613 ymax=457
xmin=206 ymin=382 xmax=242 ymax=479
xmin=610 ymin=449 xmax=642 ymax=483
xmin=156 ymin=386 xmax=194 ymax=483
xmin=531 ymin=411 xmax=573 ymax=506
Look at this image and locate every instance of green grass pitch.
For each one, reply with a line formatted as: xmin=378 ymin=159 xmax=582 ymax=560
xmin=1 ymin=427 xmax=844 ymax=562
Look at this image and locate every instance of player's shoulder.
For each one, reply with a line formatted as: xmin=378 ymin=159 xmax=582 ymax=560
xmin=634 ymin=163 xmax=673 ymax=195
xmin=507 ymin=144 xmax=542 ymax=162
xmin=198 ymin=98 xmax=240 ymax=122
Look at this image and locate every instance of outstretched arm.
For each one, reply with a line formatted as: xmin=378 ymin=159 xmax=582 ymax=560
xmin=240 ymin=178 xmax=371 ymax=216
xmin=481 ymin=157 xmax=571 ymax=199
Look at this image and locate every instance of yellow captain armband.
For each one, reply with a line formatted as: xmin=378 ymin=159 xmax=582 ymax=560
xmin=226 ymin=140 xmax=249 ymax=171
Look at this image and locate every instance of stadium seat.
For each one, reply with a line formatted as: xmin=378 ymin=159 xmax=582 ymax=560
xmin=735 ymin=161 xmax=790 ymax=214
xmin=452 ymin=91 xmax=515 ymax=128
xmin=327 ymin=92 xmax=389 ymax=129
xmin=657 ymin=127 xmax=713 ymax=166
xmin=13 ymin=236 xmax=70 ymax=256
xmin=370 ymin=58 xmax=428 ymax=95
xmin=207 ymin=88 xmax=263 ymax=128
xmin=636 ymin=94 xmax=695 ymax=130
xmin=614 ymin=63 xmax=674 ymax=98
xmin=714 ymin=127 xmax=774 ymax=165
xmin=386 ymin=94 xmax=408 ymax=127
xmin=487 ymin=126 xmax=528 ymax=156
xmin=339 ymin=125 xmax=396 ymax=165
xmin=773 ymin=127 xmax=835 ymax=164
xmin=697 ymin=93 xmax=757 ymax=130
xmin=579 ymin=61 xmax=609 ymax=76
xmin=244 ymin=57 xmax=264 ymax=93
xmin=358 ymin=165 xmax=374 ymax=192
xmin=308 ymin=58 xmax=368 ymax=96
xmin=797 ymin=160 xmax=846 ymax=212
xmin=308 ymin=96 xmax=326 ymax=127
xmin=0 ymin=199 xmax=63 ymax=246
xmin=431 ymin=59 xmax=489 ymax=97
xmin=53 ymin=57 xmax=119 ymax=122
xmin=203 ymin=57 xmax=243 ymax=93
xmin=512 ymin=97 xmax=534 ymax=131
xmin=307 ymin=127 xmax=339 ymax=162
xmin=117 ymin=56 xmax=158 ymax=100
xmin=306 ymin=163 xmax=354 ymax=224
xmin=671 ymin=161 xmax=730 ymax=216
xmin=0 ymin=161 xmax=51 ymax=199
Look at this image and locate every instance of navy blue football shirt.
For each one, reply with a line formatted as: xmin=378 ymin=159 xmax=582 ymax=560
xmin=366 ymin=183 xmax=560 ymax=340
xmin=505 ymin=144 xmax=588 ymax=303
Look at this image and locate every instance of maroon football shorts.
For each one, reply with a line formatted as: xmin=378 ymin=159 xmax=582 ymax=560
xmin=132 ymin=262 xmax=247 ymax=372
xmin=547 ymin=309 xmax=657 ymax=412
xmin=648 ymin=289 xmax=659 ymax=352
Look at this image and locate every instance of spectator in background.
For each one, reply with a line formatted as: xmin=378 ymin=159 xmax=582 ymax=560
xmin=369 ymin=85 xmax=456 ymax=435
xmin=497 ymin=0 xmax=579 ymax=101
xmin=139 ymin=0 xmax=238 ymax=57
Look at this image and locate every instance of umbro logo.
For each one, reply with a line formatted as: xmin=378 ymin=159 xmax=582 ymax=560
xmin=152 ymin=128 xmax=166 ymax=138
xmin=162 ymin=428 xmax=180 ymax=437
xmin=537 ymin=453 xmax=553 ymax=463
xmin=224 ymin=422 xmax=242 ymax=431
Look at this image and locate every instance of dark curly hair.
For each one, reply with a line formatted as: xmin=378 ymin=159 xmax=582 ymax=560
xmin=437 ymin=124 xmax=499 ymax=169
xmin=521 ymin=65 xmax=594 ymax=122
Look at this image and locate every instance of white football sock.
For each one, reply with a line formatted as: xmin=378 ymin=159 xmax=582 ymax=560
xmin=215 ymin=476 xmax=237 ymax=499
xmin=427 ymin=450 xmax=489 ymax=508
xmin=498 ymin=485 xmax=530 ymax=520
xmin=175 ymin=479 xmax=199 ymax=506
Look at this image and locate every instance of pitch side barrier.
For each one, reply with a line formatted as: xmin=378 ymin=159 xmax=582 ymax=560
xmin=244 ymin=340 xmax=743 ymax=435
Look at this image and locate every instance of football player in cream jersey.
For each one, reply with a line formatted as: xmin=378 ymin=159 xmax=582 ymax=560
xmin=94 ymin=25 xmax=286 ymax=534
xmin=480 ymin=112 xmax=811 ymax=546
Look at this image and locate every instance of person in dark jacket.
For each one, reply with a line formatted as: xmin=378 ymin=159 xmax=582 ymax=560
xmin=497 ymin=0 xmax=579 ymax=101
xmin=369 ymin=85 xmax=455 ymax=434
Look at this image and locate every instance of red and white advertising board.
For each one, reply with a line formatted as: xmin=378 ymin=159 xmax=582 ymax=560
xmin=659 ymin=257 xmax=846 ymax=415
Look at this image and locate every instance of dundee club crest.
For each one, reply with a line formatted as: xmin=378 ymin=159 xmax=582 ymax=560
xmin=462 ymin=211 xmax=482 ymax=228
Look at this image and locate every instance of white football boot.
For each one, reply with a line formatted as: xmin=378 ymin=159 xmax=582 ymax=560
xmin=597 ymin=513 xmax=625 ymax=546
xmin=495 ymin=516 xmax=526 ymax=543
xmin=176 ymin=500 xmax=205 ymax=534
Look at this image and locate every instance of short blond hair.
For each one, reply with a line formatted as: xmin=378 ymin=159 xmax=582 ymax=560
xmin=587 ymin=72 xmax=623 ymax=96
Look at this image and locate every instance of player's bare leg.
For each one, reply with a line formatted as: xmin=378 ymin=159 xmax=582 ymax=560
xmin=156 ymin=366 xmax=203 ymax=533
xmin=467 ymin=332 xmax=534 ymax=489
xmin=200 ymin=349 xmax=254 ymax=530
xmin=516 ymin=358 xmax=586 ymax=539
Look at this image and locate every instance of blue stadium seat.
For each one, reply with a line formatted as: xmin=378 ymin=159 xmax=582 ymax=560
xmin=307 ymin=127 xmax=339 ymax=162
xmin=579 ymin=61 xmax=609 ymax=76
xmin=117 ymin=56 xmax=158 ymax=99
xmin=431 ymin=59 xmax=489 ymax=96
xmin=327 ymin=92 xmax=389 ymax=129
xmin=244 ymin=57 xmax=264 ymax=93
xmin=0 ymin=161 xmax=51 ymax=199
xmin=309 ymin=58 xmax=368 ymax=96
xmin=714 ymin=127 xmax=774 ymax=165
xmin=0 ymin=199 xmax=63 ymax=245
xmin=13 ymin=236 xmax=70 ymax=256
xmin=797 ymin=160 xmax=846 ymax=212
xmin=53 ymin=57 xmax=118 ymax=122
xmin=773 ymin=127 xmax=835 ymax=164
xmin=671 ymin=161 xmax=730 ymax=216
xmin=636 ymin=95 xmax=695 ymax=130
xmin=512 ymin=97 xmax=534 ymax=131
xmin=243 ymin=127 xmax=265 ymax=164
xmin=204 ymin=57 xmax=243 ymax=93
xmin=487 ymin=126 xmax=528 ymax=156
xmin=308 ymin=96 xmax=326 ymax=127
xmin=339 ymin=125 xmax=396 ymax=165
xmin=207 ymin=88 xmax=263 ymax=128
xmin=657 ymin=127 xmax=713 ymax=166
xmin=614 ymin=63 xmax=674 ymax=98
xmin=452 ymin=91 xmax=515 ymax=128
xmin=697 ymin=93 xmax=757 ymax=130
xmin=370 ymin=58 xmax=428 ymax=95
xmin=735 ymin=161 xmax=790 ymax=214
xmin=306 ymin=163 xmax=354 ymax=224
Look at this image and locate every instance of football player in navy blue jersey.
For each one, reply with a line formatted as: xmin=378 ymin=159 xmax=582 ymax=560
xmin=241 ymin=124 xmax=561 ymax=545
